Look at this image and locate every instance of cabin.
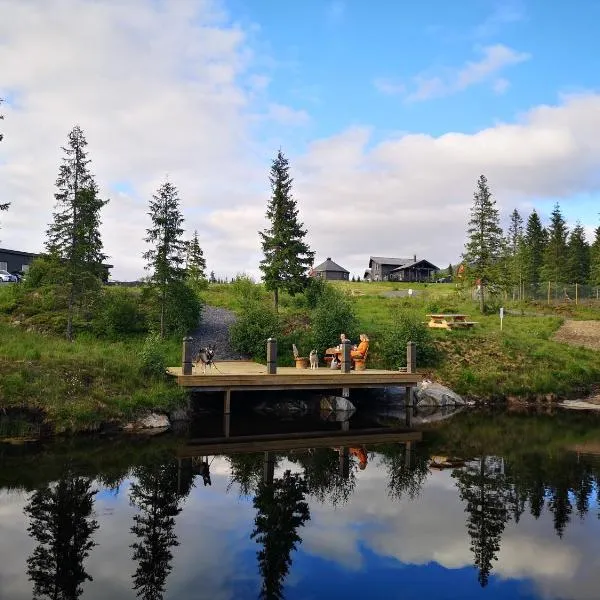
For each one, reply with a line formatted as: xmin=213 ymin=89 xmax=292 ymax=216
xmin=310 ymin=257 xmax=350 ymax=281
xmin=0 ymin=247 xmax=113 ymax=282
xmin=367 ymin=256 xmax=439 ymax=282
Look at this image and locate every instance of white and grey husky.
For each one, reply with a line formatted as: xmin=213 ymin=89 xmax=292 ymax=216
xmin=309 ymin=349 xmax=318 ymax=369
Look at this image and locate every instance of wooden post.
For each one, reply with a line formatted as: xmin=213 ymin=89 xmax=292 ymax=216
xmin=406 ymin=342 xmax=416 ymax=374
xmin=263 ymin=451 xmax=275 ymax=485
xmin=341 ymin=340 xmax=351 ymax=373
xmin=266 ymin=338 xmax=277 ymax=374
xmin=223 ymin=389 xmax=231 ymax=438
xmin=182 ymin=336 xmax=194 ymax=375
xmin=339 ymin=447 xmax=350 ymax=479
xmin=547 ymin=281 xmax=551 ymax=305
xmin=575 ymin=282 xmax=578 ymax=305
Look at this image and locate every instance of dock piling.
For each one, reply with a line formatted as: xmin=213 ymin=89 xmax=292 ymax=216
xmin=182 ymin=336 xmax=194 ymax=375
xmin=341 ymin=340 xmax=351 ymax=373
xmin=406 ymin=341 xmax=416 ymax=374
xmin=266 ymin=338 xmax=277 ymax=374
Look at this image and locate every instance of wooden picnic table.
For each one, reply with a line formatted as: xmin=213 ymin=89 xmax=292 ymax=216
xmin=426 ymin=314 xmax=478 ymax=330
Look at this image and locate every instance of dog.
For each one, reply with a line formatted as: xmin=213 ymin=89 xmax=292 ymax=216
xmin=309 ymin=349 xmax=318 ymax=370
xmin=194 ymin=345 xmax=216 ymax=374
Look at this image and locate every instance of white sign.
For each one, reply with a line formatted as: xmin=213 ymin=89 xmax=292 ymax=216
xmin=500 ymin=307 xmax=504 ymax=330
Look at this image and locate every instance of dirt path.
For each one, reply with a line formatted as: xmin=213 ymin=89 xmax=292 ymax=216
xmin=191 ymin=305 xmax=248 ymax=360
xmin=553 ymin=320 xmax=600 ymax=351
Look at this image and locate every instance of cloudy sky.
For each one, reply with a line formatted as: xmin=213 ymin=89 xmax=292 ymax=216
xmin=1 ymin=0 xmax=600 ymax=280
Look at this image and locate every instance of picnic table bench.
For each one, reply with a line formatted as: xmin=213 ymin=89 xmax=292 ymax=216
xmin=426 ymin=314 xmax=478 ymax=330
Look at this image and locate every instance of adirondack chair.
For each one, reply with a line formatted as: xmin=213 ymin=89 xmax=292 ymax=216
xmin=292 ymin=344 xmax=308 ymax=368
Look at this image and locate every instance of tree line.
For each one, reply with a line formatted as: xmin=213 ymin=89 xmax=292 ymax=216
xmin=463 ymin=174 xmax=600 ymax=311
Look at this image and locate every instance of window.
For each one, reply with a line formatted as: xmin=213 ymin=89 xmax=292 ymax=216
xmin=21 ymin=264 xmax=30 ymax=272
xmin=0 ymin=262 xmax=7 ymax=271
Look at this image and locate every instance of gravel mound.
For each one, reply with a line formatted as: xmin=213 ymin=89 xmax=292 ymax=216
xmin=191 ymin=305 xmax=247 ymax=360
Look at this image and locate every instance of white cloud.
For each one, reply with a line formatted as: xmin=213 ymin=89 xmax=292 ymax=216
xmin=406 ymin=44 xmax=530 ymax=101
xmin=265 ymin=103 xmax=311 ymax=126
xmin=473 ymin=1 xmax=526 ymax=39
xmin=373 ymin=77 xmax=405 ymax=96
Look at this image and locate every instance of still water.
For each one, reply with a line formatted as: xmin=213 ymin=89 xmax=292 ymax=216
xmin=1 ymin=405 xmax=600 ymax=600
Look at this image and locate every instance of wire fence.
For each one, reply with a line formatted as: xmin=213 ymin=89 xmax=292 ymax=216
xmin=475 ymin=282 xmax=600 ymax=305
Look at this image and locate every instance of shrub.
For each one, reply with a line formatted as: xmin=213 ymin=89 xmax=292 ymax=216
xmin=230 ymin=302 xmax=281 ymax=361
xmin=230 ymin=275 xmax=265 ymax=309
xmin=311 ymin=285 xmax=358 ymax=353
xmin=92 ymin=287 xmax=147 ymax=338
xmin=139 ymin=333 xmax=167 ymax=378
xmin=304 ymin=277 xmax=327 ymax=309
xmin=379 ymin=309 xmax=438 ymax=369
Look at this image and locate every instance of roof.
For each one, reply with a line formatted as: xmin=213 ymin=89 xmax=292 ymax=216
xmin=0 ymin=247 xmax=41 ymax=258
xmin=313 ymin=257 xmax=349 ymax=273
xmin=390 ymin=259 xmax=439 ymax=272
xmin=369 ymin=256 xmax=414 ymax=268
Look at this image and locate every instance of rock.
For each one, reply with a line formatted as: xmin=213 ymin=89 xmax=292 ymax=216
xmin=123 ymin=412 xmax=171 ymax=430
xmin=320 ymin=396 xmax=355 ymax=412
xmin=169 ymin=408 xmax=191 ymax=422
xmin=414 ymin=380 xmax=467 ymax=407
xmin=559 ymin=400 xmax=600 ymax=411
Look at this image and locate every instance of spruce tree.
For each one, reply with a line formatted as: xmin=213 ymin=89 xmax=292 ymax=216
xmin=143 ymin=181 xmax=186 ymax=338
xmin=567 ymin=222 xmax=590 ymax=285
xmin=522 ymin=210 xmax=546 ymax=298
xmin=259 ymin=150 xmax=314 ymax=311
xmin=589 ymin=226 xmax=600 ymax=286
xmin=45 ymin=126 xmax=108 ymax=340
xmin=506 ymin=209 xmax=524 ymax=297
xmin=463 ymin=175 xmax=504 ymax=313
xmin=185 ymin=230 xmax=207 ymax=291
xmin=542 ymin=203 xmax=569 ymax=294
xmin=448 ymin=264 xmax=454 ymax=277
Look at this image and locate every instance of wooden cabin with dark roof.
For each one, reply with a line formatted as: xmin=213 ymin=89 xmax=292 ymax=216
xmin=366 ymin=255 xmax=439 ymax=282
xmin=310 ymin=257 xmax=350 ymax=281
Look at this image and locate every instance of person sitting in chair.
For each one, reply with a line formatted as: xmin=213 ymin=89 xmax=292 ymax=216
xmin=339 ymin=333 xmax=352 ymax=347
xmin=351 ymin=334 xmax=369 ymax=359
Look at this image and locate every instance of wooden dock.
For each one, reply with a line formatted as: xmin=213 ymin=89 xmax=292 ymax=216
xmin=167 ymin=360 xmax=422 ymax=392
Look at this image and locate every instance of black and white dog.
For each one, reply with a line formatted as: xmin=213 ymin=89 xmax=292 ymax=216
xmin=194 ymin=345 xmax=216 ymax=374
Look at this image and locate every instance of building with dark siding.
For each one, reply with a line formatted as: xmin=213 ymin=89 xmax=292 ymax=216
xmin=310 ymin=258 xmax=350 ymax=281
xmin=366 ymin=256 xmax=439 ymax=282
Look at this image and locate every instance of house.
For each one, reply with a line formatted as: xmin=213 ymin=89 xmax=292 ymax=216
xmin=310 ymin=257 xmax=350 ymax=281
xmin=0 ymin=247 xmax=113 ymax=282
xmin=366 ymin=255 xmax=439 ymax=282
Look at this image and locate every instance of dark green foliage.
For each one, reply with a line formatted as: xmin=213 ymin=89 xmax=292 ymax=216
xmin=251 ymin=470 xmax=310 ymax=600
xmin=463 ymin=175 xmax=504 ymax=313
xmin=92 ymin=287 xmax=147 ymax=338
xmin=139 ymin=333 xmax=167 ymax=379
xmin=25 ymin=470 xmax=99 ymax=599
xmin=45 ymin=126 xmax=108 ymax=340
xmin=143 ymin=181 xmax=187 ymax=338
xmin=185 ymin=230 xmax=208 ymax=292
xmin=259 ymin=150 xmax=315 ymax=310
xmin=542 ymin=203 xmax=569 ymax=286
xmin=230 ymin=275 xmax=265 ymax=309
xmin=310 ymin=284 xmax=357 ymax=354
xmin=505 ymin=208 xmax=524 ymax=293
xmin=230 ymin=302 xmax=281 ymax=361
xmin=163 ymin=280 xmax=202 ymax=336
xmin=590 ymin=226 xmax=600 ymax=286
xmin=522 ymin=210 xmax=546 ymax=296
xmin=303 ymin=276 xmax=327 ymax=309
xmin=566 ymin=222 xmax=590 ymax=284
xmin=379 ymin=309 xmax=438 ymax=369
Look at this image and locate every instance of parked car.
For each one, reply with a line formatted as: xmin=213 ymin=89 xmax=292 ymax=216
xmin=0 ymin=270 xmax=17 ymax=282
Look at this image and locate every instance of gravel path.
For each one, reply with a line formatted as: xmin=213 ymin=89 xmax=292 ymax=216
xmin=191 ymin=305 xmax=247 ymax=360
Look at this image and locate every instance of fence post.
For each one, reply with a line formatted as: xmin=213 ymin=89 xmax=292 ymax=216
xmin=576 ymin=283 xmax=578 ymax=305
xmin=340 ymin=340 xmax=351 ymax=373
xmin=266 ymin=338 xmax=277 ymax=374
xmin=406 ymin=341 xmax=416 ymax=374
xmin=547 ymin=281 xmax=551 ymax=305
xmin=182 ymin=336 xmax=194 ymax=375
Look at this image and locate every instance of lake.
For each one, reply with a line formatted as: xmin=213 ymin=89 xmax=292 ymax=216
xmin=1 ymin=402 xmax=599 ymax=599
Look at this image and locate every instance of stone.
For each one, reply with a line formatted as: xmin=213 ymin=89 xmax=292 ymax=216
xmin=320 ymin=396 xmax=355 ymax=412
xmin=169 ymin=408 xmax=191 ymax=422
xmin=414 ymin=380 xmax=467 ymax=407
xmin=123 ymin=412 xmax=170 ymax=430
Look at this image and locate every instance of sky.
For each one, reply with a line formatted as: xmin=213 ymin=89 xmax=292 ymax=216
xmin=1 ymin=0 xmax=600 ymax=280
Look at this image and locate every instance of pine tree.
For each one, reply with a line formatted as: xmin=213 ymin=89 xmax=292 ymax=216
xmin=589 ymin=226 xmax=600 ymax=286
xmin=143 ymin=181 xmax=186 ymax=338
xmin=185 ymin=230 xmax=207 ymax=291
xmin=25 ymin=471 xmax=99 ymax=599
xmin=463 ymin=175 xmax=504 ymax=313
xmin=0 ymin=98 xmax=9 ymax=215
xmin=522 ymin=210 xmax=546 ymax=298
xmin=259 ymin=150 xmax=314 ymax=311
xmin=542 ymin=203 xmax=569 ymax=293
xmin=567 ymin=222 xmax=590 ymax=284
xmin=448 ymin=264 xmax=454 ymax=277
xmin=506 ymin=209 xmax=524 ymax=298
xmin=45 ymin=126 xmax=108 ymax=340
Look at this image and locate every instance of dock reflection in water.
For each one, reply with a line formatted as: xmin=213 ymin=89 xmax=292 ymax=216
xmin=1 ymin=407 xmax=600 ymax=599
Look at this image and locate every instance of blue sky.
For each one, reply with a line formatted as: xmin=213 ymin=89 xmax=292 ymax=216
xmin=1 ymin=0 xmax=600 ymax=278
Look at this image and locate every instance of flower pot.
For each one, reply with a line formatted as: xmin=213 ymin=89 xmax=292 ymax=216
xmin=295 ymin=358 xmax=308 ymax=369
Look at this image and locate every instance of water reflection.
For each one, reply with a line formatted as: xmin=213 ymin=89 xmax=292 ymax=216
xmin=2 ymin=410 xmax=600 ymax=599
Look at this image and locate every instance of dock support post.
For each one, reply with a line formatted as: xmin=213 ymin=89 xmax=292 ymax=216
xmin=223 ymin=390 xmax=231 ymax=438
xmin=341 ymin=387 xmax=350 ymax=398
xmin=263 ymin=451 xmax=275 ymax=485
xmin=406 ymin=341 xmax=416 ymax=374
xmin=182 ymin=336 xmax=194 ymax=375
xmin=341 ymin=419 xmax=350 ymax=432
xmin=341 ymin=340 xmax=351 ymax=373
xmin=405 ymin=441 xmax=412 ymax=468
xmin=266 ymin=338 xmax=277 ymax=374
xmin=339 ymin=447 xmax=350 ymax=479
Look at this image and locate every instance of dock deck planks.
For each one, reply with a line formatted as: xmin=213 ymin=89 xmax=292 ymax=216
xmin=167 ymin=360 xmax=422 ymax=391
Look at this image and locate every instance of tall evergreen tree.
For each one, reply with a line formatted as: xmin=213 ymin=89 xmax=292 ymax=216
xmin=447 ymin=264 xmax=454 ymax=277
xmin=143 ymin=181 xmax=186 ymax=338
xmin=0 ymin=98 xmax=9 ymax=215
xmin=542 ymin=203 xmax=569 ymax=292
xmin=25 ymin=471 xmax=99 ymax=599
xmin=251 ymin=470 xmax=310 ymax=599
xmin=589 ymin=226 xmax=600 ymax=286
xmin=567 ymin=222 xmax=590 ymax=284
xmin=506 ymin=209 xmax=524 ymax=297
xmin=522 ymin=210 xmax=546 ymax=298
xmin=185 ymin=230 xmax=207 ymax=290
xmin=259 ymin=150 xmax=314 ymax=311
xmin=45 ymin=126 xmax=108 ymax=340
xmin=463 ymin=175 xmax=504 ymax=313
xmin=129 ymin=460 xmax=186 ymax=600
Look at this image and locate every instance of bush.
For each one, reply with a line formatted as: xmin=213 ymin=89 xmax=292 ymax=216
xmin=230 ymin=275 xmax=265 ymax=309
xmin=379 ymin=309 xmax=438 ymax=369
xmin=230 ymin=302 xmax=281 ymax=361
xmin=304 ymin=277 xmax=327 ymax=309
xmin=311 ymin=285 xmax=358 ymax=353
xmin=92 ymin=287 xmax=147 ymax=338
xmin=139 ymin=333 xmax=167 ymax=378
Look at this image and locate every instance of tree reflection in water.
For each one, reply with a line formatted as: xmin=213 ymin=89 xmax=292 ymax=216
xmin=24 ymin=468 xmax=99 ymax=600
